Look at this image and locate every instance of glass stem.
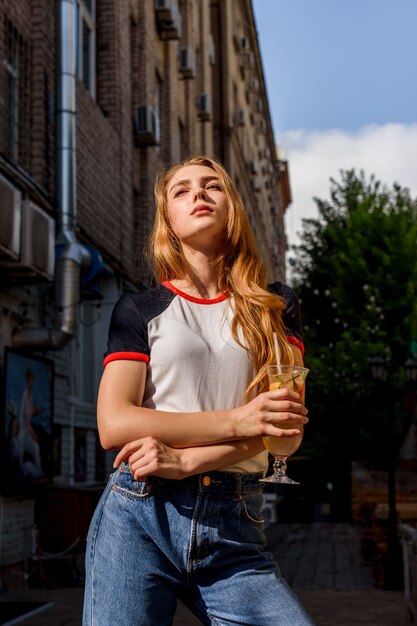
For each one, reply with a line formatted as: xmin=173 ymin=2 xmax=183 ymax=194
xmin=272 ymin=455 xmax=288 ymax=479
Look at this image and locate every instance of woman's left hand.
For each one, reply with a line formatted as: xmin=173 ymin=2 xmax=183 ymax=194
xmin=113 ymin=436 xmax=185 ymax=481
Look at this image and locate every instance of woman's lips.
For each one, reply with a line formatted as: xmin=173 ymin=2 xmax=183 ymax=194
xmin=192 ymin=204 xmax=213 ymax=214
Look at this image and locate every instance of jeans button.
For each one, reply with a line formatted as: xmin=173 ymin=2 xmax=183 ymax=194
xmin=202 ymin=475 xmax=211 ymax=486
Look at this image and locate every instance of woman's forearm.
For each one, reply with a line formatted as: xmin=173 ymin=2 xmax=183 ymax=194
xmin=98 ymin=363 xmax=237 ymax=449
xmin=99 ymin=404 xmax=238 ymax=450
xmin=180 ymin=436 xmax=266 ymax=477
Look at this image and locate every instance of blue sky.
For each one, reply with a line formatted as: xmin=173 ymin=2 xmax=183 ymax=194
xmin=252 ymin=0 xmax=417 ymax=246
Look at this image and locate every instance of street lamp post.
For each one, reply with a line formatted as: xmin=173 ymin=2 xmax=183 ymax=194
xmin=404 ymin=356 xmax=417 ymax=385
xmin=369 ymin=355 xmax=388 ymax=382
xmin=403 ymin=355 xmax=417 ymax=465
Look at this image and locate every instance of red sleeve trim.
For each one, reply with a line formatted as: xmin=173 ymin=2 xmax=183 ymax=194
xmin=287 ymin=336 xmax=305 ymax=356
xmin=103 ymin=352 xmax=150 ymax=367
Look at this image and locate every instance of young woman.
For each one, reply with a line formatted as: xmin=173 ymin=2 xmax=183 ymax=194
xmin=83 ymin=156 xmax=315 ymax=626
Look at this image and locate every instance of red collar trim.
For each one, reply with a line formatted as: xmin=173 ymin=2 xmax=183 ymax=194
xmin=162 ymin=281 xmax=228 ymax=304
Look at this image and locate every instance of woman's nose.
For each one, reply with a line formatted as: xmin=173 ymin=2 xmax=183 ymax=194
xmin=194 ymin=186 xmax=207 ymax=201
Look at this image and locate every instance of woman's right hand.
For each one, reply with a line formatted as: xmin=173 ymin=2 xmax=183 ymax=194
xmin=232 ymin=388 xmax=308 ymax=439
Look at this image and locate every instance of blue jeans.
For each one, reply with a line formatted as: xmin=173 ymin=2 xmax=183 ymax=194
xmin=83 ymin=464 xmax=315 ymax=625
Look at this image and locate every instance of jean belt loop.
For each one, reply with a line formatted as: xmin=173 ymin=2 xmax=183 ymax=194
xmin=235 ymin=474 xmax=242 ymax=496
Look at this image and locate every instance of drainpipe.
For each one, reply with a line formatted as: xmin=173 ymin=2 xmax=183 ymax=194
xmin=13 ymin=0 xmax=91 ymax=350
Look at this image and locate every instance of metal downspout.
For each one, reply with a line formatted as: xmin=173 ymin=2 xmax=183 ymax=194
xmin=13 ymin=0 xmax=90 ymax=350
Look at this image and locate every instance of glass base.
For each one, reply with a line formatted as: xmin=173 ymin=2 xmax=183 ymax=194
xmin=259 ymin=455 xmax=300 ymax=485
xmin=259 ymin=474 xmax=300 ymax=484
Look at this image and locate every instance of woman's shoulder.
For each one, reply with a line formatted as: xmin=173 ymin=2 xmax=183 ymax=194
xmin=104 ymin=285 xmax=176 ymax=360
xmin=267 ymin=281 xmax=299 ymax=304
xmin=113 ymin=284 xmax=175 ymax=321
xmin=268 ymin=281 xmax=303 ymax=342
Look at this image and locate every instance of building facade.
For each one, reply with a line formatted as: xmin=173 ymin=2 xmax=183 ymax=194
xmin=0 ymin=0 xmax=291 ymax=585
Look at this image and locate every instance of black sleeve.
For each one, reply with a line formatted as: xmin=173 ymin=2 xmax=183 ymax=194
xmin=103 ymin=293 xmax=149 ymax=366
xmin=268 ymin=282 xmax=304 ymax=352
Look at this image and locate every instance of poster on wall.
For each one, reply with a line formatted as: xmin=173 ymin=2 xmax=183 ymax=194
xmin=2 ymin=349 xmax=54 ymax=492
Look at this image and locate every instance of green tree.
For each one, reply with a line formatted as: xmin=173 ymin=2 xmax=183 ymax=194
xmin=291 ymin=170 xmax=417 ymax=464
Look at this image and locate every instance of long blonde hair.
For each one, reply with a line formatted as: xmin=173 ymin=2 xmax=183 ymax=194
xmin=148 ymin=155 xmax=294 ymax=397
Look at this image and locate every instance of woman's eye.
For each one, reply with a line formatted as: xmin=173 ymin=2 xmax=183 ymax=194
xmin=207 ymin=184 xmax=222 ymax=191
xmin=174 ymin=188 xmax=187 ymax=197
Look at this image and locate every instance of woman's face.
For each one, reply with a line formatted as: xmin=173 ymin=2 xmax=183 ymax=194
xmin=166 ymin=165 xmax=229 ymax=250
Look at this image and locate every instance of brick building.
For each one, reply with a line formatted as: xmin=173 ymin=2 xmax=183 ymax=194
xmin=0 ymin=0 xmax=291 ymax=586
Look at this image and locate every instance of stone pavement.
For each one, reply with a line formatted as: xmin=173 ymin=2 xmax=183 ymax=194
xmin=266 ymin=522 xmax=375 ymax=590
xmin=0 ymin=523 xmax=408 ymax=625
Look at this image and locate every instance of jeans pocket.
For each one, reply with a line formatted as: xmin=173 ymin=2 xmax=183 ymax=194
xmin=86 ymin=472 xmax=117 ymax=554
xmin=112 ymin=468 xmax=153 ymax=500
xmin=240 ymin=492 xmax=265 ymax=525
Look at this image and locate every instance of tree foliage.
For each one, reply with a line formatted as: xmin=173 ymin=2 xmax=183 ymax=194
xmin=291 ymin=170 xmax=417 ymax=463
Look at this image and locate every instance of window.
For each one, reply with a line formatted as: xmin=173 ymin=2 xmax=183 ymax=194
xmin=3 ymin=18 xmax=28 ymax=162
xmin=78 ymin=0 xmax=96 ymax=96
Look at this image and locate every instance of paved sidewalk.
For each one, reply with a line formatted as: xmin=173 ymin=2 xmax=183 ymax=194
xmin=264 ymin=523 xmax=408 ymax=626
xmin=0 ymin=523 xmax=408 ymax=625
xmin=266 ymin=522 xmax=375 ymax=590
xmin=172 ymin=524 xmax=407 ymax=626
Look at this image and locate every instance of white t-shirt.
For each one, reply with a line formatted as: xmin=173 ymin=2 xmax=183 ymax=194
xmin=104 ymin=281 xmax=304 ymax=474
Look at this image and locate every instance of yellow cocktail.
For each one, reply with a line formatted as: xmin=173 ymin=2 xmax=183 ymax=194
xmin=260 ymin=365 xmax=309 ymax=484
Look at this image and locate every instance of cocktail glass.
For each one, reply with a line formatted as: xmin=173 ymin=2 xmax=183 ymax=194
xmin=259 ymin=364 xmax=309 ymax=485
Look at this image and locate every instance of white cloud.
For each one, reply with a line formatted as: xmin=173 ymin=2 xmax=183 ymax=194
xmin=282 ymin=123 xmax=417 ymax=247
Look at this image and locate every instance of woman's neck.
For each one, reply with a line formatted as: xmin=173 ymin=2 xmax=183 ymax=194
xmin=170 ymin=248 xmax=221 ymax=299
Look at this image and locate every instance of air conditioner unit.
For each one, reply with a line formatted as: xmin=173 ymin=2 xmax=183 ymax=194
xmin=248 ymin=51 xmax=255 ymax=66
xmin=197 ymin=94 xmax=211 ymax=121
xmin=179 ymin=47 xmax=196 ymax=79
xmin=256 ymin=116 xmax=267 ymax=133
xmin=252 ymin=177 xmax=261 ymax=193
xmin=155 ymin=0 xmax=182 ymax=40
xmin=240 ymin=37 xmax=250 ymax=51
xmin=236 ymin=110 xmax=246 ymax=127
xmin=162 ymin=7 xmax=182 ymax=40
xmin=0 ymin=174 xmax=21 ymax=260
xmin=155 ymin=0 xmax=173 ymax=23
xmin=21 ymin=200 xmax=55 ymax=280
xmin=255 ymin=97 xmax=264 ymax=113
xmin=134 ymin=106 xmax=160 ymax=146
xmin=240 ymin=51 xmax=255 ymax=69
